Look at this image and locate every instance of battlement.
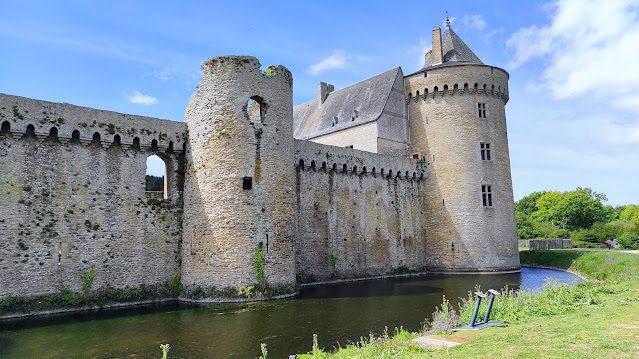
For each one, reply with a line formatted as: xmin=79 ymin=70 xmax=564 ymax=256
xmin=405 ymin=64 xmax=509 ymax=104
xmin=0 ymin=94 xmax=187 ymax=152
xmin=407 ymin=81 xmax=508 ymax=103
xmin=294 ymin=139 xmax=426 ymax=181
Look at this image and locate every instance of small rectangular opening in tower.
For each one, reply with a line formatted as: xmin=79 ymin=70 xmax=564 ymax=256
xmin=242 ymin=177 xmax=253 ymax=190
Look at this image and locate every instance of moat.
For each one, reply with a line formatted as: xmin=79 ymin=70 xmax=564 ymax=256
xmin=0 ymin=267 xmax=581 ymax=358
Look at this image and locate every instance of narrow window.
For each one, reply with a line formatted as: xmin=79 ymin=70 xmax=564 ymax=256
xmin=480 ymin=142 xmax=491 ymax=161
xmin=242 ymin=177 xmax=253 ymax=190
xmin=345 ymin=145 xmax=353 ymax=149
xmin=146 ymin=155 xmax=168 ymax=199
xmin=132 ymin=137 xmax=140 ymax=150
xmin=245 ymin=96 xmax=265 ymax=123
xmin=482 ymin=185 xmax=493 ymax=208
xmin=71 ymin=130 xmax=80 ymax=143
xmin=478 ymin=103 xmax=487 ymax=119
xmin=1 ymin=121 xmax=10 ymax=135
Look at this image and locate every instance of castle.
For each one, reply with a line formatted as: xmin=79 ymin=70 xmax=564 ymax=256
xmin=0 ymin=23 xmax=519 ymax=302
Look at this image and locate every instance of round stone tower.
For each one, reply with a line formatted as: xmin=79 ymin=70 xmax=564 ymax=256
xmin=182 ymin=56 xmax=297 ymax=296
xmin=405 ymin=23 xmax=520 ymax=271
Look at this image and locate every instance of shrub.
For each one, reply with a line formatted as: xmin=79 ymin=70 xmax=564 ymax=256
xmin=428 ymin=295 xmax=460 ymax=334
xmin=81 ymin=268 xmax=96 ymax=299
xmin=619 ymin=231 xmax=639 ymax=249
xmin=169 ymin=272 xmax=182 ymax=297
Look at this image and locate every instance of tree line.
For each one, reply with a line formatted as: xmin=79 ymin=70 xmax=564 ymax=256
xmin=516 ymin=187 xmax=639 ymax=249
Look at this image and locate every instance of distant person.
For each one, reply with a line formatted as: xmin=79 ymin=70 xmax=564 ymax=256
xmin=613 ymin=238 xmax=619 ymax=249
xmin=605 ymin=239 xmax=612 ymax=250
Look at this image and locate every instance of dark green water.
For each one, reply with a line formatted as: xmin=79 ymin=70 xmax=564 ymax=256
xmin=0 ymin=268 xmax=580 ymax=358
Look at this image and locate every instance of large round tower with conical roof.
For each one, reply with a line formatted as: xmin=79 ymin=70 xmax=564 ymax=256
xmin=405 ymin=22 xmax=519 ymax=271
xmin=181 ymin=56 xmax=297 ymax=296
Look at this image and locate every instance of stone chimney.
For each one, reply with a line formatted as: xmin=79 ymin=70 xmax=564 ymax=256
xmin=432 ymin=27 xmax=443 ymax=65
xmin=318 ymin=82 xmax=334 ymax=104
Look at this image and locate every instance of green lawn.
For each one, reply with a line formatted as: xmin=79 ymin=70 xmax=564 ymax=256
xmin=297 ymin=250 xmax=639 ymax=358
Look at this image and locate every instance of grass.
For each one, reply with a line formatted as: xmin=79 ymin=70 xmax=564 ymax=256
xmin=297 ymin=250 xmax=639 ymax=358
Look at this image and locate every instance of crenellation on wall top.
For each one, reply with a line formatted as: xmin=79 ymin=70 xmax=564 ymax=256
xmin=0 ymin=93 xmax=188 ymax=152
xmin=294 ymin=139 xmax=426 ymax=181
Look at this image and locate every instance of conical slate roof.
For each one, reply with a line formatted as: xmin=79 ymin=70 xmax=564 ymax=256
xmin=422 ymin=28 xmax=483 ymax=69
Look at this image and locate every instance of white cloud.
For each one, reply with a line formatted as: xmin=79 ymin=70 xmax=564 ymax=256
xmin=307 ymin=50 xmax=347 ymax=75
xmin=462 ymin=15 xmax=486 ymax=31
xmin=506 ymin=0 xmax=639 ymax=113
xmin=127 ymin=90 xmax=158 ymax=106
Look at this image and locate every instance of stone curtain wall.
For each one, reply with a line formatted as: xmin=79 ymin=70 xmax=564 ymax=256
xmin=293 ymin=140 xmax=428 ymax=282
xmin=0 ymin=95 xmax=186 ymax=299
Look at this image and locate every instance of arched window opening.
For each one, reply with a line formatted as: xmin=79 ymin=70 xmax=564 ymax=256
xmin=151 ymin=139 xmax=158 ymax=151
xmin=332 ymin=163 xmax=337 ymax=172
xmin=310 ymin=160 xmax=316 ymax=170
xmin=342 ymin=164 xmax=348 ymax=173
xmin=387 ymin=169 xmax=393 ymax=178
xmin=405 ymin=171 xmax=409 ymax=178
xmin=146 ymin=154 xmax=168 ymax=200
xmin=362 ymin=166 xmax=367 ymax=174
xmin=372 ymin=167 xmax=376 ymax=176
xmin=352 ymin=165 xmax=357 ymax=173
xmin=71 ymin=130 xmax=80 ymax=143
xmin=46 ymin=127 xmax=58 ymax=141
xmin=132 ymin=137 xmax=140 ymax=150
xmin=113 ymin=134 xmax=121 ymax=146
xmin=168 ymin=141 xmax=174 ymax=153
xmin=245 ymin=96 xmax=265 ymax=123
xmin=25 ymin=124 xmax=36 ymax=139
xmin=0 ymin=121 xmax=10 ymax=135
xmin=92 ymin=132 xmax=101 ymax=144
xmin=298 ymin=159 xmax=305 ymax=170
xmin=464 ymin=83 xmax=469 ymax=91
xmin=321 ymin=161 xmax=327 ymax=170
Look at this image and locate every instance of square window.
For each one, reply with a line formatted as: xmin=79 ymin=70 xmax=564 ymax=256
xmin=242 ymin=177 xmax=253 ymax=190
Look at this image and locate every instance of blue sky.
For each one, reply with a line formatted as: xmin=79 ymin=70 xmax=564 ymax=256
xmin=1 ymin=0 xmax=637 ymax=205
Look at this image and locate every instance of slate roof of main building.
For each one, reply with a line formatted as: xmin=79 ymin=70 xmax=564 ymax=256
xmin=293 ymin=67 xmax=401 ymax=140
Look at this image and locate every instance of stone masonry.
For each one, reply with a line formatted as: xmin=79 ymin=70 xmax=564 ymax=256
xmin=0 ymin=22 xmax=520 ymax=302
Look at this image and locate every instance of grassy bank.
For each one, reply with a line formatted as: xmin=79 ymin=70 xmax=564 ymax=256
xmin=296 ymin=250 xmax=639 ymax=358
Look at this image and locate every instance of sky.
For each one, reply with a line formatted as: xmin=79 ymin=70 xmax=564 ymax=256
xmin=1 ymin=0 xmax=637 ymax=205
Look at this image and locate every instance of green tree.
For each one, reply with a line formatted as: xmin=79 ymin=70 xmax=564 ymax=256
xmin=515 ymin=191 xmax=546 ymax=216
xmin=620 ymin=205 xmax=639 ymax=225
xmin=532 ymin=188 xmax=607 ymax=230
